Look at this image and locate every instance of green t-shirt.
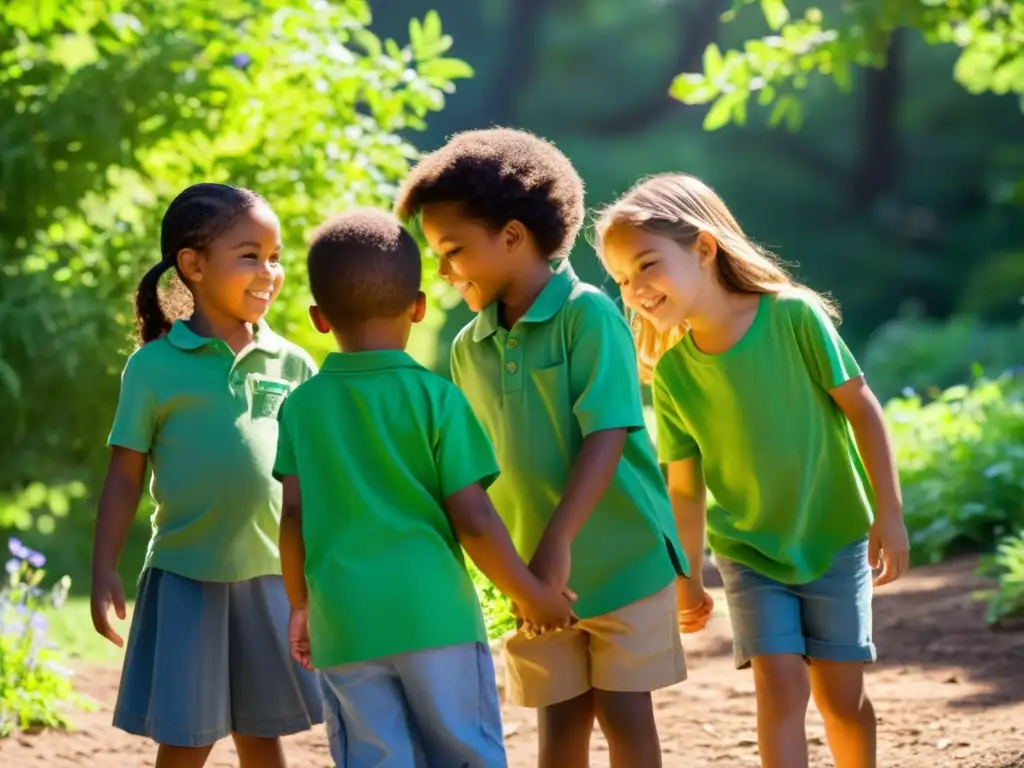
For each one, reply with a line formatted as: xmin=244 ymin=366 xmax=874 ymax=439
xmin=107 ymin=320 xmax=317 ymax=582
xmin=451 ymin=263 xmax=687 ymax=620
xmin=273 ymin=349 xmax=495 ymax=669
xmin=653 ymin=291 xmax=873 ymax=584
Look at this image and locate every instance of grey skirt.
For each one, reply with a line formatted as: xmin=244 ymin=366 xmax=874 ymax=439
xmin=113 ymin=568 xmax=324 ymax=747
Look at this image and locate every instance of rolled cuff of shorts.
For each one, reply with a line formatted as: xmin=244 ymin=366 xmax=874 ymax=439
xmin=733 ymin=633 xmax=807 ymax=669
xmin=805 ymin=637 xmax=877 ymax=665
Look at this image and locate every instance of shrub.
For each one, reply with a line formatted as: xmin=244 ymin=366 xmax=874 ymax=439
xmin=976 ymin=532 xmax=1024 ymax=628
xmin=1 ymin=539 xmax=88 ymax=737
xmin=887 ymin=373 xmax=1024 ymax=566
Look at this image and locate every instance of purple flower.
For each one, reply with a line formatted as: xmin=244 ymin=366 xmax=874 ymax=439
xmin=8 ymin=538 xmax=29 ymax=560
xmin=30 ymin=613 xmax=48 ymax=632
xmin=232 ymin=52 xmax=251 ymax=69
xmin=4 ymin=558 xmax=19 ymax=575
xmin=27 ymin=551 xmax=45 ymax=568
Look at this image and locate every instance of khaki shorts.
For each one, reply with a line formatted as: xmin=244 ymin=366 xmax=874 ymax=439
xmin=503 ymin=582 xmax=686 ymax=708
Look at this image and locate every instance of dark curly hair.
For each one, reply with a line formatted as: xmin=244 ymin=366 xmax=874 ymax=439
xmin=394 ymin=127 xmax=585 ymax=260
xmin=307 ymin=209 xmax=421 ymax=328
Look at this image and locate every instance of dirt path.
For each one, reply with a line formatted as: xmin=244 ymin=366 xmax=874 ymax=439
xmin=2 ymin=557 xmax=1023 ymax=767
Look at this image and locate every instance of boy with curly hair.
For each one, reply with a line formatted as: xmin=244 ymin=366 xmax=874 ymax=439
xmin=395 ymin=129 xmax=690 ymax=767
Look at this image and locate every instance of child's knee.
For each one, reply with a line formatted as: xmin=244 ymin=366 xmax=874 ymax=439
xmin=810 ymin=660 xmax=872 ymax=722
xmin=752 ymin=654 xmax=811 ymax=714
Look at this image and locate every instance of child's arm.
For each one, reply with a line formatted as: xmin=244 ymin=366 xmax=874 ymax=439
xmin=830 ymin=375 xmax=909 ymax=585
xmin=667 ymin=457 xmax=714 ymax=631
xmin=90 ymin=447 xmax=147 ymax=647
xmin=529 ymin=428 xmax=628 ymax=589
xmin=444 ymin=483 xmax=575 ymax=630
xmin=278 ymin=475 xmax=308 ymax=611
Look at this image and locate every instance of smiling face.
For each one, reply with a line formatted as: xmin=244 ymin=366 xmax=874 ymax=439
xmin=179 ymin=203 xmax=285 ymax=324
xmin=601 ymin=224 xmax=714 ymax=332
xmin=419 ymin=201 xmax=522 ymax=313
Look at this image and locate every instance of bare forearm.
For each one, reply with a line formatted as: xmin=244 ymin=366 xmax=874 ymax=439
xmin=543 ymin=428 xmax=627 ymax=546
xmin=848 ymin=403 xmax=903 ymax=520
xmin=92 ymin=467 xmax=144 ymax=575
xmin=672 ymin=494 xmax=707 ymax=585
xmin=457 ymin=514 xmax=546 ymax=609
xmin=279 ymin=506 xmax=308 ymax=609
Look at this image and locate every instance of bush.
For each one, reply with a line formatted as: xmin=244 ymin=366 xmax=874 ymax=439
xmin=976 ymin=532 xmax=1024 ymax=628
xmin=1 ymin=539 xmax=88 ymax=737
xmin=887 ymin=374 xmax=1024 ymax=566
xmin=862 ymin=312 xmax=1023 ymax=403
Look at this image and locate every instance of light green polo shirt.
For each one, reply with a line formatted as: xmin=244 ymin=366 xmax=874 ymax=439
xmin=273 ymin=350 xmax=495 ymax=669
xmin=653 ymin=291 xmax=874 ymax=585
xmin=451 ymin=263 xmax=688 ymax=620
xmin=108 ymin=320 xmax=317 ymax=583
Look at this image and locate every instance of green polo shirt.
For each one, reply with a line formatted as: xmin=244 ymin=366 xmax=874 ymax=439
xmin=273 ymin=350 xmax=495 ymax=669
xmin=451 ymin=263 xmax=688 ymax=620
xmin=653 ymin=291 xmax=874 ymax=584
xmin=107 ymin=320 xmax=317 ymax=583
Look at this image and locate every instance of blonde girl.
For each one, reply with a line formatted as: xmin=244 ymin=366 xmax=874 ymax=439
xmin=596 ymin=173 xmax=909 ymax=768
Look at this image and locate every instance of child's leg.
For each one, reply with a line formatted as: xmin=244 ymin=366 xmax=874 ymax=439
xmin=808 ymin=661 xmax=875 ymax=768
xmin=798 ymin=538 xmax=877 ymax=768
xmin=154 ymin=745 xmax=215 ymax=768
xmin=230 ymin=733 xmax=286 ymax=768
xmin=321 ymin=658 xmax=427 ymax=767
xmin=537 ymin=692 xmax=595 ymax=768
xmin=394 ymin=641 xmax=508 ymax=767
xmin=504 ymin=624 xmax=594 ymax=767
xmin=112 ymin=569 xmax=232 ymax=758
xmin=584 ymin=583 xmax=686 ymax=768
xmin=717 ymin=559 xmax=812 ymax=768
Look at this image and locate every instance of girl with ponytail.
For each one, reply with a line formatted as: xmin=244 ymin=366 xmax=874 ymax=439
xmin=91 ymin=183 xmax=322 ymax=767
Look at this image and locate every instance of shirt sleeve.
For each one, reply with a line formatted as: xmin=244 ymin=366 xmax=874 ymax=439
xmin=107 ymin=353 xmax=157 ymax=454
xmin=652 ymin=366 xmax=700 ymax=463
xmin=273 ymin=398 xmax=298 ymax=480
xmin=435 ymin=387 xmax=500 ymax=498
xmin=790 ymin=294 xmax=862 ymax=391
xmin=569 ymin=294 xmax=647 ymax=437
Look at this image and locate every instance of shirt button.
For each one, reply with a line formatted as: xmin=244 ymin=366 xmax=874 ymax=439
xmin=506 ymin=338 xmax=518 ymax=349
xmin=506 ymin=362 xmax=518 ymax=374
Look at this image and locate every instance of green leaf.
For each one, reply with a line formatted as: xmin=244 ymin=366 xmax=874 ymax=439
xmin=420 ymin=57 xmax=474 ymax=82
xmin=703 ymin=94 xmax=736 ymax=130
xmin=703 ymin=44 xmax=724 ymax=79
xmin=760 ymin=0 xmax=790 ymax=31
xmin=669 ymin=73 xmax=718 ymax=105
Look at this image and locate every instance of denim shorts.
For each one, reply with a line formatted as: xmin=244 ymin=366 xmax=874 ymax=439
xmin=320 ymin=641 xmax=507 ymax=768
xmin=113 ymin=568 xmax=324 ymax=747
xmin=716 ymin=537 xmax=876 ymax=669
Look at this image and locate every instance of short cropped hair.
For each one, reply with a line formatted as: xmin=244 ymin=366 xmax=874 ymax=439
xmin=394 ymin=127 xmax=585 ymax=259
xmin=307 ymin=208 xmax=421 ymax=327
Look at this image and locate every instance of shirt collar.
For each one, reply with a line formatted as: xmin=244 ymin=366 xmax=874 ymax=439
xmin=472 ymin=260 xmax=577 ymax=342
xmin=319 ymin=349 xmax=425 ymax=374
xmin=165 ymin=319 xmax=283 ymax=354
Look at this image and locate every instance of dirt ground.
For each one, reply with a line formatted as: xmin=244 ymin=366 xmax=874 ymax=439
xmin=2 ymin=556 xmax=1022 ymax=767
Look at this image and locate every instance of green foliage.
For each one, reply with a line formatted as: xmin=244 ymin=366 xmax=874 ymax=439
xmin=469 ymin=564 xmax=515 ymax=640
xmin=1 ymin=539 xmax=91 ymax=736
xmin=670 ymin=0 xmax=1024 ymax=130
xmin=862 ymin=311 xmax=1024 ymax=402
xmin=887 ymin=374 xmax=1024 ymax=565
xmin=0 ymin=2 xmax=470 ymax=583
xmin=976 ymin=531 xmax=1024 ymax=627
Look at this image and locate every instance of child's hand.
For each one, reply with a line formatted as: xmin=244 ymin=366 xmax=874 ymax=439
xmin=90 ymin=568 xmax=127 ymax=648
xmin=528 ymin=536 xmax=571 ymax=592
xmin=676 ymin=577 xmax=714 ymax=634
xmin=869 ymin=516 xmax=910 ymax=586
xmin=518 ymin=584 xmax=577 ymax=636
xmin=288 ymin=607 xmax=314 ymax=671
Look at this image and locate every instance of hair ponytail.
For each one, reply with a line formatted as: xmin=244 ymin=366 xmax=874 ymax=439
xmin=134 ymin=260 xmax=175 ymax=344
xmin=132 ymin=182 xmax=264 ymax=346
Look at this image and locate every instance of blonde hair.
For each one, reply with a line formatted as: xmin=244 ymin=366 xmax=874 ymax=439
xmin=595 ymin=173 xmax=838 ymax=383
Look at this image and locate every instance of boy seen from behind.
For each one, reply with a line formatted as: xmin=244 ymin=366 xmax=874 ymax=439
xmin=273 ymin=209 xmax=574 ymax=768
